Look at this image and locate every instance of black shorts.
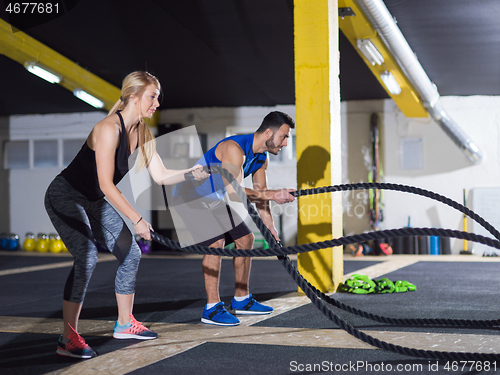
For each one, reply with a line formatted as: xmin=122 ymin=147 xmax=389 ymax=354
xmin=171 ymin=196 xmax=252 ymax=247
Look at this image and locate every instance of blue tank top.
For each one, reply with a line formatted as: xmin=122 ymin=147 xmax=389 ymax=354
xmin=60 ymin=111 xmax=136 ymax=201
xmin=174 ymin=133 xmax=267 ymax=201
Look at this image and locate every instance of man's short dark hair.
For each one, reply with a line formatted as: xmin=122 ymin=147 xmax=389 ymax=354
xmin=256 ymin=111 xmax=295 ymax=134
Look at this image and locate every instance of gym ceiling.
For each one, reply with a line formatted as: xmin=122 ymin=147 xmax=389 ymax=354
xmin=1 ymin=0 xmax=500 ymax=117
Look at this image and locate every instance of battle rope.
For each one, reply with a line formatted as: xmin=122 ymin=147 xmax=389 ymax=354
xmin=152 ymin=227 xmax=500 ymax=257
xmin=277 ymin=253 xmax=500 ymax=361
xmin=151 ymin=165 xmax=500 ymax=360
xmin=293 ymin=182 xmax=500 ymax=242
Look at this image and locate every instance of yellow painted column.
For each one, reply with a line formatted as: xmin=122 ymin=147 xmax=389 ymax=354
xmin=295 ymin=0 xmax=343 ymax=292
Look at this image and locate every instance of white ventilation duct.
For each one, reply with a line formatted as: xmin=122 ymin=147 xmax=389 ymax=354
xmin=355 ymin=0 xmax=483 ymax=164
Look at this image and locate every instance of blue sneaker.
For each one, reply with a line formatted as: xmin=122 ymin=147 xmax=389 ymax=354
xmin=230 ymin=294 xmax=273 ymax=315
xmin=201 ymin=302 xmax=240 ymax=326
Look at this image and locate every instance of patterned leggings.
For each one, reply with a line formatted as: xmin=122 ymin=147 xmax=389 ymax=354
xmin=44 ymin=175 xmax=141 ymax=303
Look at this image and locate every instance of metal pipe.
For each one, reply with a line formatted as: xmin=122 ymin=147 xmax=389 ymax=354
xmin=355 ymin=0 xmax=483 ymax=164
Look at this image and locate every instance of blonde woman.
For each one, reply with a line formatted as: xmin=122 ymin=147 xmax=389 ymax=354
xmin=45 ymin=71 xmax=207 ymax=358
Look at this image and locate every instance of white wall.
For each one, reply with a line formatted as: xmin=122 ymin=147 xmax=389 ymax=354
xmin=8 ymin=112 xmax=153 ymax=240
xmin=341 ymin=96 xmax=500 ymax=254
xmin=9 ymin=112 xmax=100 ymax=238
xmin=159 ymin=105 xmax=296 ymax=149
xmin=341 ymin=100 xmax=390 ymax=236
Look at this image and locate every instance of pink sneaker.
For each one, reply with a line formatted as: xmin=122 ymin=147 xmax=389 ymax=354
xmin=113 ymin=314 xmax=158 ymax=340
xmin=56 ymin=323 xmax=96 ymax=359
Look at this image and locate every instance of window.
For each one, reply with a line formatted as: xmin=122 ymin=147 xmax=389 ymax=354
xmin=4 ymin=138 xmax=87 ymax=169
xmin=5 ymin=141 xmax=29 ymax=169
xmin=34 ymin=140 xmax=58 ymax=168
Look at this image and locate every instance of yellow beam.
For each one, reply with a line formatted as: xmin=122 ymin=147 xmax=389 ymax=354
xmin=295 ymin=0 xmax=343 ymax=293
xmin=338 ymin=0 xmax=428 ymax=118
xmin=0 ymin=19 xmax=120 ymax=111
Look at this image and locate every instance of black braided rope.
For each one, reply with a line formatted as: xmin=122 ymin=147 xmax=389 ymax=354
xmin=294 ymin=182 xmax=500 ymax=242
xmin=152 ymin=227 xmax=500 ymax=257
xmin=151 ymin=165 xmax=500 ymax=359
xmin=278 ymin=254 xmax=500 ymax=361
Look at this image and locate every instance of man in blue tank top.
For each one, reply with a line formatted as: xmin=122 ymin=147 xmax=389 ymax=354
xmin=172 ymin=111 xmax=296 ymax=326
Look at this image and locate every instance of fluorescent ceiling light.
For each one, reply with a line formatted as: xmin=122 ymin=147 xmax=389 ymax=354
xmin=73 ymin=89 xmax=105 ymax=108
xmin=380 ymin=71 xmax=402 ymax=95
xmin=356 ymin=39 xmax=384 ymax=66
xmin=24 ymin=62 xmax=61 ymax=84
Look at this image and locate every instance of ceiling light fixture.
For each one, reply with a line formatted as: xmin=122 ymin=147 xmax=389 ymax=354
xmin=73 ymin=89 xmax=105 ymax=108
xmin=24 ymin=62 xmax=62 ymax=84
xmin=356 ymin=39 xmax=384 ymax=66
xmin=380 ymin=71 xmax=401 ymax=95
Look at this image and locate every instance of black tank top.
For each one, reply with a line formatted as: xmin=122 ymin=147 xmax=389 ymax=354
xmin=60 ymin=111 xmax=137 ymax=201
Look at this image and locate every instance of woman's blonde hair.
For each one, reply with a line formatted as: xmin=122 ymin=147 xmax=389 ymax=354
xmin=108 ymin=71 xmax=160 ymax=171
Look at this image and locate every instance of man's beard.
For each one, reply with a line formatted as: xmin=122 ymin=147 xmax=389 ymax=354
xmin=266 ymin=137 xmax=279 ymax=155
